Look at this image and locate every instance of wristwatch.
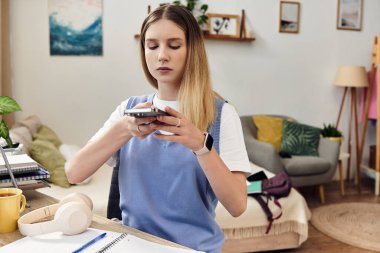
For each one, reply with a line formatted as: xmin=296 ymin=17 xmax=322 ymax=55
xmin=193 ymin=132 xmax=213 ymax=156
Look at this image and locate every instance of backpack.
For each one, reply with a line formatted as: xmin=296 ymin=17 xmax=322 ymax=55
xmin=248 ymin=171 xmax=292 ymax=234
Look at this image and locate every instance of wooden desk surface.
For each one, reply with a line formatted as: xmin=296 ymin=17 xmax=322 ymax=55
xmin=0 ymin=190 xmax=187 ymax=249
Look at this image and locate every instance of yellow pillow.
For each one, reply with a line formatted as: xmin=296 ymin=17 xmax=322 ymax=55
xmin=253 ymin=116 xmax=284 ymax=151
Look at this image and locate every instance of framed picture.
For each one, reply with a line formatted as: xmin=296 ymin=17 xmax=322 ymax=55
xmin=207 ymin=13 xmax=240 ymax=38
xmin=279 ymin=1 xmax=300 ymax=33
xmin=337 ymin=0 xmax=363 ymax=31
xmin=48 ymin=0 xmax=103 ymax=56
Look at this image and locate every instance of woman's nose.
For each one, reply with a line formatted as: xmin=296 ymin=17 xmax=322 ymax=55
xmin=158 ymin=47 xmax=169 ymax=62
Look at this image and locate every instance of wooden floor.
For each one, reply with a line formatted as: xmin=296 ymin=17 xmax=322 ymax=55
xmin=266 ymin=177 xmax=380 ymax=253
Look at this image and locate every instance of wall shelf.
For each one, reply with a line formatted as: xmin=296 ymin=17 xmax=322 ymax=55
xmin=204 ymin=34 xmax=255 ymax=42
xmin=134 ymin=34 xmax=255 ymax=42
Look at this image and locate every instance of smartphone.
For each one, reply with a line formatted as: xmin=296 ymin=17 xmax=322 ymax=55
xmin=124 ymin=108 xmax=169 ymax=117
xmin=247 ymin=171 xmax=268 ymax=182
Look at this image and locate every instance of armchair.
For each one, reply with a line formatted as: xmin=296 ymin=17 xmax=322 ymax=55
xmin=240 ymin=115 xmax=340 ymax=203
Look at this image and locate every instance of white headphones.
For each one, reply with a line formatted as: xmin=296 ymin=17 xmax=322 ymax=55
xmin=18 ymin=192 xmax=93 ymax=236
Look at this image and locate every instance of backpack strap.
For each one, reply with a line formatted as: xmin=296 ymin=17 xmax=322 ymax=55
xmin=250 ymin=194 xmax=283 ymax=234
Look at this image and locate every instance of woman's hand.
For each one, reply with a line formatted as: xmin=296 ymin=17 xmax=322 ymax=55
xmin=152 ymin=106 xmax=205 ymax=151
xmin=124 ymin=102 xmax=157 ymax=139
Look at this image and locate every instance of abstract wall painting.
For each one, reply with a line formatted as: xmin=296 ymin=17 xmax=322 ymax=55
xmin=48 ymin=0 xmax=103 ymax=56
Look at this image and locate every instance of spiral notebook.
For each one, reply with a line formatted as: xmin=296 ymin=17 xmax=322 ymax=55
xmin=0 ymin=167 xmax=49 ymax=183
xmin=0 ymin=154 xmax=40 ymax=175
xmin=0 ymin=228 xmax=204 ymax=253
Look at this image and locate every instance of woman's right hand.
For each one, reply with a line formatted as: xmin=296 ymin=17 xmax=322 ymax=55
xmin=123 ymin=102 xmax=157 ymax=139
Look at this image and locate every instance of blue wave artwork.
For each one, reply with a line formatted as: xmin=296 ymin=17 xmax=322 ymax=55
xmin=49 ymin=13 xmax=103 ymax=56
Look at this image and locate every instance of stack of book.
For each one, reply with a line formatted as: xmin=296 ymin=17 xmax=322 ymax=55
xmin=0 ymin=154 xmax=50 ymax=190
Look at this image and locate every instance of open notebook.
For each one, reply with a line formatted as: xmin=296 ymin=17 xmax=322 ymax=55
xmin=0 ymin=228 xmax=204 ymax=253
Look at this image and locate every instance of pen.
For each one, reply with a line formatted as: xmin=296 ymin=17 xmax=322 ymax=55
xmin=72 ymin=232 xmax=107 ymax=253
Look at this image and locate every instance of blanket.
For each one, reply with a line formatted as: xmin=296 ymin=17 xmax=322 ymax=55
xmin=215 ymin=163 xmax=311 ymax=245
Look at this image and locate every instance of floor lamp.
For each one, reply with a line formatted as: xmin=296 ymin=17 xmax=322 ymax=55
xmin=334 ymin=65 xmax=369 ymax=193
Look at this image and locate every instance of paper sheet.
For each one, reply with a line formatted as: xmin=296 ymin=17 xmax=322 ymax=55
xmin=0 ymin=228 xmax=204 ymax=253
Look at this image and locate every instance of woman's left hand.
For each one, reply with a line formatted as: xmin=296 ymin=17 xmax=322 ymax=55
xmin=152 ymin=106 xmax=205 ymax=152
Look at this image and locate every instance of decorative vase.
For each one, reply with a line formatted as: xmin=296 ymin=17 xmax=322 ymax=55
xmin=324 ymin=137 xmax=342 ymax=144
xmin=2 ymin=143 xmax=23 ymax=155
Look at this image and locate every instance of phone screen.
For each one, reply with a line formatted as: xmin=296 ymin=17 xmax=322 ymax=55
xmin=124 ymin=108 xmax=168 ymax=117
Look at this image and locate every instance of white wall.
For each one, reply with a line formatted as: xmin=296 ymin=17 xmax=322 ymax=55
xmin=9 ymin=0 xmax=380 ymax=164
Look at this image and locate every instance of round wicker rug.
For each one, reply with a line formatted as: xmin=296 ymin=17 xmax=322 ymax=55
xmin=311 ymin=202 xmax=380 ymax=251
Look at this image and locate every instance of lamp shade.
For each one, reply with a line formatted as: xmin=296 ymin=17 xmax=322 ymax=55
xmin=334 ymin=65 xmax=369 ymax=88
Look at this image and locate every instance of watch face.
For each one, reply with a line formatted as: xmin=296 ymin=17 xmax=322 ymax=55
xmin=205 ymin=134 xmax=214 ymax=151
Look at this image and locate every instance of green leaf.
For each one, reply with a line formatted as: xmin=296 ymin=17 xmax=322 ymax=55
xmin=200 ymin=4 xmax=208 ymax=12
xmin=187 ymin=2 xmax=195 ymax=11
xmin=321 ymin=123 xmax=342 ymax=137
xmin=198 ymin=15 xmax=208 ymax=25
xmin=0 ymin=96 xmax=22 ymax=115
xmin=0 ymin=120 xmax=12 ymax=147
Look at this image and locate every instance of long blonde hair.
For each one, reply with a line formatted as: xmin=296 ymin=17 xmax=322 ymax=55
xmin=139 ymin=5 xmax=216 ymax=132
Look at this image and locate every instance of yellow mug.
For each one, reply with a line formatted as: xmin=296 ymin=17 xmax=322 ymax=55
xmin=0 ymin=188 xmax=26 ymax=233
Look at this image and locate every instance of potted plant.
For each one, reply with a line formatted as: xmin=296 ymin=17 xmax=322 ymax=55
xmin=321 ymin=123 xmax=343 ymax=143
xmin=0 ymin=96 xmax=22 ymax=149
xmin=160 ymin=0 xmax=209 ymax=27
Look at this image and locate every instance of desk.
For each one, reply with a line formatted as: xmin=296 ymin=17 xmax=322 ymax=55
xmin=0 ymin=190 xmax=187 ymax=249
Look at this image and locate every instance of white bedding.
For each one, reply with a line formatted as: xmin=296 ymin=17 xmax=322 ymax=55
xmin=215 ymin=163 xmax=311 ymax=245
xmin=37 ymin=163 xmax=113 ymax=216
xmin=39 ymin=162 xmax=311 ymax=245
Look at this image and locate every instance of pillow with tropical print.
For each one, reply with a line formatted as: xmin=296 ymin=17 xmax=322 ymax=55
xmin=280 ymin=120 xmax=321 ymax=156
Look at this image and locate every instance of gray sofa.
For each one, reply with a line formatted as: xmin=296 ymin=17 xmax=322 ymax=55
xmin=240 ymin=115 xmax=340 ymax=203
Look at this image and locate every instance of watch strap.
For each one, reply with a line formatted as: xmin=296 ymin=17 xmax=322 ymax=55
xmin=193 ymin=133 xmax=213 ymax=156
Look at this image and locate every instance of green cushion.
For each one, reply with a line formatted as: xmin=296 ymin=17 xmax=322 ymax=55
xmin=33 ymin=125 xmax=62 ymax=148
xmin=280 ymin=120 xmax=321 ymax=156
xmin=29 ymin=139 xmax=70 ymax=188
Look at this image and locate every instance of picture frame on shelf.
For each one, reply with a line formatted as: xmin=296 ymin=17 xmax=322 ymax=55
xmin=336 ymin=0 xmax=363 ymax=31
xmin=279 ymin=1 xmax=300 ymax=33
xmin=207 ymin=13 xmax=240 ymax=38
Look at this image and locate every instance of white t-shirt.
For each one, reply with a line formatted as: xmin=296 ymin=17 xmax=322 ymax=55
xmin=91 ymin=96 xmax=251 ymax=174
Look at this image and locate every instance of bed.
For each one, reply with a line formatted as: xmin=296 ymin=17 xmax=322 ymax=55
xmin=10 ymin=115 xmax=311 ymax=252
xmin=38 ymin=163 xmax=311 ymax=253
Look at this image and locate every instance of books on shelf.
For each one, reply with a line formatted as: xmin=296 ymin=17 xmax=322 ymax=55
xmin=0 ymin=154 xmax=40 ymax=175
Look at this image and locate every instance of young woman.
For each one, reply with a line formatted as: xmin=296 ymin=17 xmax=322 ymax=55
xmin=67 ymin=5 xmax=250 ymax=253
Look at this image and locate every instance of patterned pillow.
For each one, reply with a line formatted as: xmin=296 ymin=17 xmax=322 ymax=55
xmin=280 ymin=121 xmax=321 ymax=156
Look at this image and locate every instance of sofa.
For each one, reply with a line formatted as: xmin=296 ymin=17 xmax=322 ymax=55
xmin=10 ymin=115 xmax=311 ymax=253
xmin=240 ymin=115 xmax=340 ymax=203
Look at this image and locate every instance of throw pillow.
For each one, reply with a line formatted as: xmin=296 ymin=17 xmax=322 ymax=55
xmin=280 ymin=120 xmax=321 ymax=156
xmin=9 ymin=126 xmax=33 ymax=154
xmin=253 ymin=116 xmax=284 ymax=151
xmin=29 ymin=139 xmax=71 ymax=188
xmin=12 ymin=115 xmax=42 ymax=136
xmin=33 ymin=125 xmax=62 ymax=148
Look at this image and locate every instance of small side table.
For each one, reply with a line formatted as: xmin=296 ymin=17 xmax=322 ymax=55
xmin=338 ymin=152 xmax=350 ymax=196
